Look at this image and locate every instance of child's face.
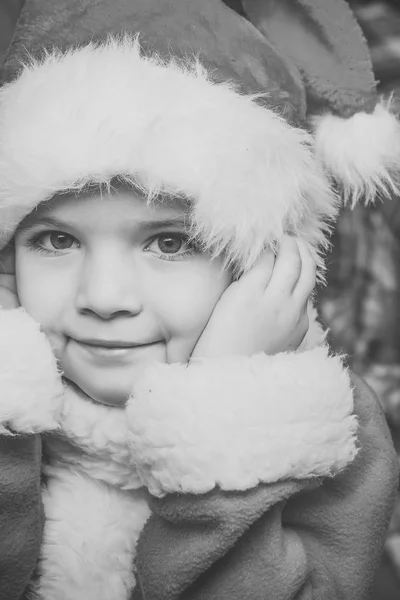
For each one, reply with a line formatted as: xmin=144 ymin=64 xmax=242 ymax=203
xmin=14 ymin=189 xmax=231 ymax=406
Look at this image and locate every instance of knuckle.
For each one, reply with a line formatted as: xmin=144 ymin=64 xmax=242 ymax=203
xmin=279 ymin=235 xmax=297 ymax=257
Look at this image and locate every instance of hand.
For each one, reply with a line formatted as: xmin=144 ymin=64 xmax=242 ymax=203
xmin=0 ymin=278 xmax=20 ymax=309
xmin=0 ymin=246 xmax=19 ymax=309
xmin=191 ymin=236 xmax=316 ymax=360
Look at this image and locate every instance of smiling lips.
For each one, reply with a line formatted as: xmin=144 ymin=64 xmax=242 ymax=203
xmin=78 ymin=338 xmax=150 ymax=348
xmin=72 ymin=338 xmax=160 ymax=359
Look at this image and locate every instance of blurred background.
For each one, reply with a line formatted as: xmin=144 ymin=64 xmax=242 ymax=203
xmin=1 ymin=0 xmax=400 ymax=597
xmin=317 ymin=2 xmax=400 ymax=598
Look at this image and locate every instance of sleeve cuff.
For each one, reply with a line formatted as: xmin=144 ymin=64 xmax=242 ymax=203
xmin=126 ymin=347 xmax=358 ymax=497
xmin=0 ymin=308 xmax=63 ymax=433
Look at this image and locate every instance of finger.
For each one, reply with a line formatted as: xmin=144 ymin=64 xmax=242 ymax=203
xmin=293 ymin=240 xmax=317 ymax=301
xmin=294 ymin=309 xmax=310 ymax=350
xmin=266 ymin=236 xmax=302 ymax=295
xmin=0 ymin=287 xmax=19 ymax=310
xmin=0 ymin=244 xmax=15 ymax=274
xmin=0 ymin=273 xmax=17 ymax=294
xmin=238 ymin=249 xmax=276 ymax=290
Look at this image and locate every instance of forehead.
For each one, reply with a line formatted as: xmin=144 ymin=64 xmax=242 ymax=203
xmin=21 ymin=188 xmax=191 ymax=231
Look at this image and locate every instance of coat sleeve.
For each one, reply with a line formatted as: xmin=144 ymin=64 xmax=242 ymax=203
xmin=0 ymin=307 xmax=64 ymax=600
xmin=126 ymin=350 xmax=398 ymax=600
xmin=0 ymin=434 xmax=43 ymax=600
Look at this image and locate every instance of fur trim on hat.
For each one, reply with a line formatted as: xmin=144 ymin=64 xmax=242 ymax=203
xmin=0 ymin=36 xmax=337 ymax=272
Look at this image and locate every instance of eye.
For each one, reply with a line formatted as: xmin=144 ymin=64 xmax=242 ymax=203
xmin=157 ymin=234 xmax=185 ymax=254
xmin=145 ymin=233 xmax=196 ymax=260
xmin=27 ymin=230 xmax=80 ymax=255
xmin=46 ymin=232 xmax=77 ymax=250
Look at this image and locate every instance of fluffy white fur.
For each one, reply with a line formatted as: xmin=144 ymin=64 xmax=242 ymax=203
xmin=312 ymin=101 xmax=400 ymax=205
xmin=34 ymin=468 xmax=150 ymax=600
xmin=32 ymin=392 xmax=151 ymax=600
xmin=53 ymin=385 xmax=142 ymax=489
xmin=0 ymin=308 xmax=149 ymax=600
xmin=0 ymin=307 xmax=356 ymax=598
xmin=0 ymin=308 xmax=63 ymax=434
xmin=0 ymin=36 xmax=337 ymax=272
xmin=127 ymin=346 xmax=357 ymax=497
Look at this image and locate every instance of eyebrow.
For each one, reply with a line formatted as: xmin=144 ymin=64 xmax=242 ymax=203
xmin=17 ymin=214 xmax=191 ymax=235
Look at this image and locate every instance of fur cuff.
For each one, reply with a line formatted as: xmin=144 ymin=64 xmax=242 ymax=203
xmin=127 ymin=347 xmax=358 ymax=497
xmin=0 ymin=308 xmax=63 ymax=434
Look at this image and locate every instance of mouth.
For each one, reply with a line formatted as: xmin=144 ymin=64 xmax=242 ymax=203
xmin=70 ymin=338 xmax=162 ymax=359
xmin=77 ymin=338 xmax=150 ymax=348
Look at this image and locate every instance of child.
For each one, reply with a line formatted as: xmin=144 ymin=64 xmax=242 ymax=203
xmin=0 ymin=0 xmax=399 ymax=599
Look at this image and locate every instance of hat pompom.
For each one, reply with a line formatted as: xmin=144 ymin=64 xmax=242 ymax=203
xmin=312 ymin=101 xmax=400 ymax=206
xmin=242 ymin=0 xmax=400 ymax=206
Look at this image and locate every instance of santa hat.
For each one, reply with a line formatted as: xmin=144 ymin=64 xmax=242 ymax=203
xmin=0 ymin=0 xmax=398 ymax=275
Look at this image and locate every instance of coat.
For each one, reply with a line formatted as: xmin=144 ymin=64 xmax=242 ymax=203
xmin=0 ymin=306 xmax=398 ymax=600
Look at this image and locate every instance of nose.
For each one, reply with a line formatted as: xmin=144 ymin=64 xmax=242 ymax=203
xmin=75 ymin=248 xmax=143 ymax=319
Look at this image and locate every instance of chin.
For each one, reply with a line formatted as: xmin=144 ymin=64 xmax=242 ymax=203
xmin=64 ymin=359 xmax=156 ymax=407
xmin=89 ymin=387 xmax=130 ymax=408
xmin=90 ymin=384 xmax=133 ymax=406
xmin=72 ymin=377 xmax=136 ymax=408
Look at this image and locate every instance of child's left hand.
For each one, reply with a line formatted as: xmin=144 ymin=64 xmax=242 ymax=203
xmin=191 ymin=236 xmax=316 ymax=360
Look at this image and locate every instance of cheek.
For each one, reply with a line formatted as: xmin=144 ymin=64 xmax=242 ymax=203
xmin=15 ymin=255 xmax=70 ymax=329
xmin=153 ymin=261 xmax=231 ymax=340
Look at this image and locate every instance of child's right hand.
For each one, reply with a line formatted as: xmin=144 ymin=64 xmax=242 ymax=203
xmin=0 ymin=279 xmax=20 ymax=309
xmin=0 ymin=247 xmax=19 ymax=309
xmin=191 ymin=236 xmax=316 ymax=360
